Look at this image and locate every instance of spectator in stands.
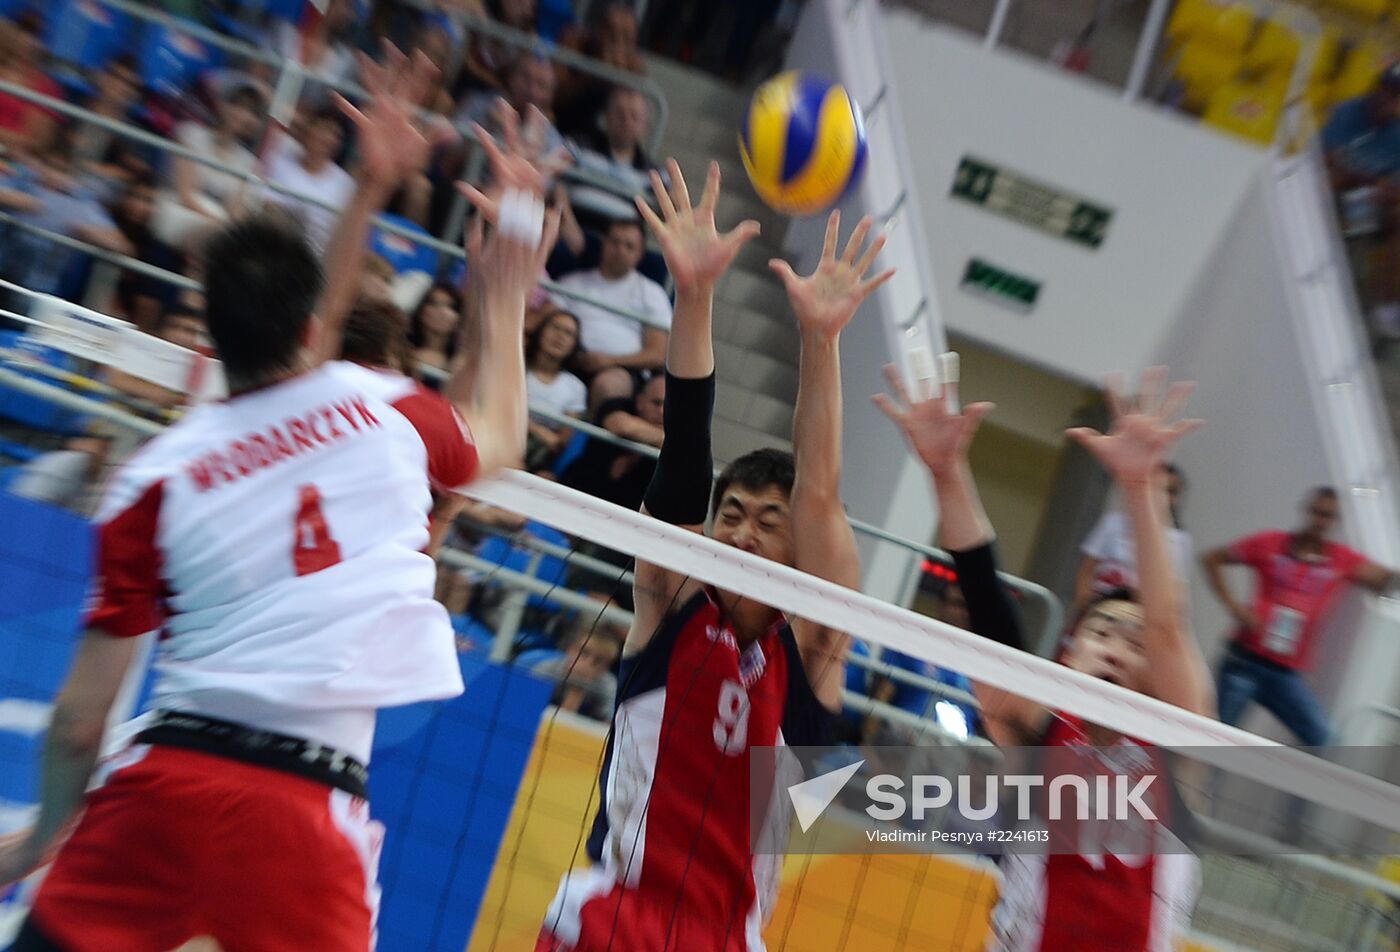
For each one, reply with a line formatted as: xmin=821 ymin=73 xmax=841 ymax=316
xmin=566 ymin=87 xmax=658 ymax=228
xmin=436 ymin=499 xmax=528 ymax=616
xmin=109 ymin=172 xmax=181 ymax=331
xmin=0 ymin=13 xmax=59 ymax=156
xmin=0 ymin=133 xmax=133 ymax=297
xmin=460 ymin=0 xmax=539 ymax=92
xmin=153 ymin=84 xmax=263 ymax=247
xmin=559 ymin=371 xmax=663 ymax=511
xmin=556 ymin=3 xmax=646 ymax=138
xmin=525 ymin=308 xmax=586 ymax=470
xmin=263 ymin=106 xmax=356 ymax=254
xmin=270 ymin=0 xmax=359 ymax=101
xmin=531 ymin=613 xmax=623 ymax=721
xmin=71 ymin=54 xmax=148 ymax=185
xmin=1323 ymin=63 xmax=1400 ymax=343
xmin=1074 ymin=462 xmax=1192 ymax=615
xmin=360 ymin=253 xmax=397 ymax=305
xmin=104 ymin=306 xmax=205 ymax=410
xmin=577 ymin=87 xmax=656 ymax=174
xmin=553 ymin=216 xmax=670 ymax=396
xmin=8 ymin=431 xmax=112 ymax=514
xmin=1202 ymin=486 xmax=1400 ymax=745
xmin=341 ymin=297 xmax=414 ymax=374
xmin=408 ymin=282 xmax=464 ymax=376
xmin=862 ymin=579 xmax=979 ymax=745
xmin=458 ymin=53 xmax=562 ymax=154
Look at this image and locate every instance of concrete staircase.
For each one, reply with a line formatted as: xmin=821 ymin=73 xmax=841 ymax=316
xmin=644 ymin=55 xmax=800 ymax=465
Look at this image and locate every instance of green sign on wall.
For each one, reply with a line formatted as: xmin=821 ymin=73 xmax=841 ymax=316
xmin=961 ymin=258 xmax=1041 ymax=312
xmin=951 ymin=156 xmax=1113 ymax=249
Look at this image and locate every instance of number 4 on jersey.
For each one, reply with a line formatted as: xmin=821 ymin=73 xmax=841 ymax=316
xmin=293 ymin=484 xmax=342 ymax=576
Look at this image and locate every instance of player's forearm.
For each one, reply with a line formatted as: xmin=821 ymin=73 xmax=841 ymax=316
xmin=665 ymin=287 xmax=714 ymax=377
xmin=468 ymin=288 xmax=529 ymax=474
xmin=791 ymin=331 xmax=843 ymax=507
xmin=1122 ymin=480 xmax=1179 ymax=626
xmin=312 ymin=178 xmax=394 ymax=365
xmin=932 ymin=460 xmax=994 ymax=552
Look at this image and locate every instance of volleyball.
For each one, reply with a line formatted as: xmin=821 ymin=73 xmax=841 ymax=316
xmin=738 ymin=71 xmax=868 ymax=216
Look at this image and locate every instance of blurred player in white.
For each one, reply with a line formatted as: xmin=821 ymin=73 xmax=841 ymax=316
xmin=0 ymin=51 xmax=558 ymax=952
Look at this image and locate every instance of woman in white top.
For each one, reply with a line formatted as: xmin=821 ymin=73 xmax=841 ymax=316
xmin=1074 ymin=462 xmax=1192 ymax=614
xmin=153 ymin=85 xmax=263 ymax=246
xmin=524 ymin=308 xmax=587 ymax=470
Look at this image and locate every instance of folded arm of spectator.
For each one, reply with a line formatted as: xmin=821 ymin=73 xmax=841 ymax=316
xmin=573 ymin=327 xmax=668 ymax=375
xmin=600 ymin=402 xmax=663 ymax=447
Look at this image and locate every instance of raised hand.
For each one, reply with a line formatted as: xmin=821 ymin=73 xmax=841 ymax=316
xmin=0 ymin=825 xmax=42 ymax=887
xmin=874 ymin=361 xmax=995 ymax=477
xmin=636 ymin=159 xmax=760 ymax=297
xmin=467 ymin=189 xmax=561 ymax=307
xmin=770 ymin=211 xmax=894 ymax=340
xmin=1066 ymin=367 xmax=1201 ymax=486
xmin=458 ymin=102 xmax=572 ymax=223
xmin=336 ymin=43 xmax=438 ymax=191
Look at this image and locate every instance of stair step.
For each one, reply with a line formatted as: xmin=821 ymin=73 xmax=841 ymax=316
xmin=714 ymin=339 xmax=799 ymax=402
xmin=644 ymin=55 xmax=750 ymax=123
xmin=712 ymin=417 xmax=792 ymax=466
xmin=716 ymin=268 xmax=790 ymax=316
xmin=714 ymin=302 xmax=799 ymax=366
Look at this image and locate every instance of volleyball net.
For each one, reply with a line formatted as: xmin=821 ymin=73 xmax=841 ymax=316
xmin=2 ymin=306 xmax=1400 ymax=952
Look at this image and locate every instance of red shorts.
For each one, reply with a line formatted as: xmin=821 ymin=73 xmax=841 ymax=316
xmin=536 ymin=876 xmax=753 ymax=952
xmin=30 ymin=744 xmax=382 ymax=952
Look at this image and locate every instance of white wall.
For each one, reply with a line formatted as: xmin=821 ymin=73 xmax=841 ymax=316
xmin=885 ymin=16 xmax=1270 ymax=384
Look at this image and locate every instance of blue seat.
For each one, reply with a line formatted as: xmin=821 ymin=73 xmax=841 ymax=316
xmin=138 ymin=20 xmax=222 ymax=99
xmin=42 ymin=0 xmax=131 ymax=72
xmin=451 ymin=614 xmax=495 ymax=652
xmin=370 ymin=215 xmax=439 ymax=277
xmin=551 ymin=429 xmax=589 ymax=476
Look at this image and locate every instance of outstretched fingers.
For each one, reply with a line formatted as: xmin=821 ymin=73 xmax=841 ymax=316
xmin=724 ymin=218 xmax=762 ymax=252
xmin=650 ymin=169 xmax=676 ymax=221
xmin=854 ymin=231 xmax=886 ymax=279
xmin=698 ymin=161 xmax=721 ymax=219
xmin=821 ymin=209 xmax=840 ymax=262
xmin=881 ymin=362 xmax=915 ymax=412
xmin=841 ymin=216 xmax=872 ymax=265
xmin=666 ymin=158 xmax=691 ymax=214
xmin=872 ymin=392 xmax=907 ymax=426
xmin=857 ymin=267 xmax=896 ymax=304
xmin=1158 ymin=379 xmax=1196 ymax=425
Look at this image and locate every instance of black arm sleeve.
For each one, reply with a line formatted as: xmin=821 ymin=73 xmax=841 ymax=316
xmin=642 ymin=372 xmax=715 ymax=525
xmin=949 ymin=542 xmax=1027 ymax=653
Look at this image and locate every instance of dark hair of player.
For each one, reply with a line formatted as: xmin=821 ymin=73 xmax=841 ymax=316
xmin=203 ymin=213 xmax=325 ymax=385
xmin=711 ymin=447 xmax=796 ymax=515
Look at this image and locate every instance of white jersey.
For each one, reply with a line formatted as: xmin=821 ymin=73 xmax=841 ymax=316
xmin=89 ymin=362 xmax=480 ymax=761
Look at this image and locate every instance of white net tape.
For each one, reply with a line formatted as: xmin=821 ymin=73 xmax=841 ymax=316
xmin=469 ymin=470 xmax=1400 ymax=831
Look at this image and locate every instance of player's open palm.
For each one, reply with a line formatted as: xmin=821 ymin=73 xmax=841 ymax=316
xmin=1067 ymin=367 xmax=1202 ymax=486
xmin=771 ymin=211 xmax=894 ymax=340
xmin=337 ymin=44 xmax=437 ymax=189
xmin=637 ymin=159 xmax=760 ymax=296
xmin=874 ymin=361 xmax=994 ymax=477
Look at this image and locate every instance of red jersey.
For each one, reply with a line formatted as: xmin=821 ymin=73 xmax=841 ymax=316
xmin=541 ymin=589 xmax=831 ymax=952
xmin=989 ymin=714 xmax=1199 ymax=952
xmin=1228 ymin=530 xmax=1367 ymax=670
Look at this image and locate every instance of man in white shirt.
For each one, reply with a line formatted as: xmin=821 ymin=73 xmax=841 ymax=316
xmin=553 ymin=216 xmax=671 ymax=400
xmin=264 ymin=106 xmax=356 ymax=253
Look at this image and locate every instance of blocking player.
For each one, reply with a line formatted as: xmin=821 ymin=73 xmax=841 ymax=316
xmin=0 ymin=53 xmax=557 ymax=951
xmin=537 ymin=164 xmax=893 ymax=951
xmin=876 ymin=366 xmax=1214 ymax=952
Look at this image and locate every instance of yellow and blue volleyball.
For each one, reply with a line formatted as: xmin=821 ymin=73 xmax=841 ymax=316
xmin=739 ymin=72 xmax=868 ymax=217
